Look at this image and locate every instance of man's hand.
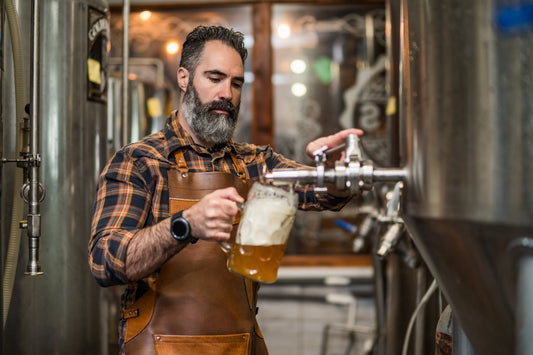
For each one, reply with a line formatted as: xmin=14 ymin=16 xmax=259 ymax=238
xmin=305 ymin=128 xmax=363 ymax=166
xmin=183 ymin=187 xmax=245 ymax=242
xmin=305 ymin=128 xmax=363 ymax=197
xmin=125 ymin=187 xmax=245 ymax=282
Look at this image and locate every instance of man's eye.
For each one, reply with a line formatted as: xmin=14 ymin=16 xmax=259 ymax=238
xmin=232 ymin=82 xmax=243 ymax=89
xmin=209 ymin=77 xmax=221 ymax=83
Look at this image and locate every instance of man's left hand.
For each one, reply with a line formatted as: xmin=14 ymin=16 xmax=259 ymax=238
xmin=305 ymin=128 xmax=363 ymax=166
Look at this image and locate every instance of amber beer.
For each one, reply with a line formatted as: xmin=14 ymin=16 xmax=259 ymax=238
xmin=227 ymin=184 xmax=297 ymax=283
xmin=228 ymin=243 xmax=289 ymax=283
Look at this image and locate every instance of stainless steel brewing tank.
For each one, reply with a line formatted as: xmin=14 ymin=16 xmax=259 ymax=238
xmin=400 ymin=0 xmax=533 ymax=353
xmin=2 ymin=0 xmax=109 ymax=353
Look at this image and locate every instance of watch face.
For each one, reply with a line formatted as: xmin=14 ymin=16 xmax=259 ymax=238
xmin=171 ymin=212 xmax=197 ymax=244
xmin=172 ymin=217 xmax=189 ymax=240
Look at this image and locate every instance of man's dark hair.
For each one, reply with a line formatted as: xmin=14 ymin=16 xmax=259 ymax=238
xmin=179 ymin=26 xmax=248 ymax=75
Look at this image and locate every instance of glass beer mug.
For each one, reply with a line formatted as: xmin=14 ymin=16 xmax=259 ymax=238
xmin=223 ymin=183 xmax=298 ymax=283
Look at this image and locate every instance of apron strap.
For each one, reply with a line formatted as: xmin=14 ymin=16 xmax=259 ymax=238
xmin=174 ymin=150 xmax=189 ymax=173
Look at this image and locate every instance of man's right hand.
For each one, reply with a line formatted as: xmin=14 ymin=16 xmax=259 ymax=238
xmin=125 ymin=187 xmax=245 ymax=281
xmin=182 ymin=187 xmax=245 ymax=242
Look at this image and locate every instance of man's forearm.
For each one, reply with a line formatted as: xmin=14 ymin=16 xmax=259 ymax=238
xmin=125 ymin=218 xmax=186 ymax=281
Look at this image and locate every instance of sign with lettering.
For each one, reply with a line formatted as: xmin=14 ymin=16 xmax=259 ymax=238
xmin=87 ymin=7 xmax=109 ymax=103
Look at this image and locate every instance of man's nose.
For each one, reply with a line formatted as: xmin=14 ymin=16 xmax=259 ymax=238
xmin=218 ymin=81 xmax=233 ymax=101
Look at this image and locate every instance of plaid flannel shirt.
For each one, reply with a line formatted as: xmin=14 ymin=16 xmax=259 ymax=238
xmin=88 ymin=112 xmax=349 ymax=348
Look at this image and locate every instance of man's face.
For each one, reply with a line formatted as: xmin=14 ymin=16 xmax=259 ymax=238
xmin=182 ymin=41 xmax=244 ymax=146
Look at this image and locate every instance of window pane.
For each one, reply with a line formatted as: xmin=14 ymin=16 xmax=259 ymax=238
xmin=272 ymin=3 xmax=386 ymax=165
xmin=272 ymin=3 xmax=387 ymax=255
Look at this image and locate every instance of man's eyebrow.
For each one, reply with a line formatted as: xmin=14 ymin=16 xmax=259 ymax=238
xmin=204 ymin=70 xmax=244 ymax=83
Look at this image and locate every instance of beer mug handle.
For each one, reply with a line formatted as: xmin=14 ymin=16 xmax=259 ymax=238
xmin=219 ymin=241 xmax=231 ymax=253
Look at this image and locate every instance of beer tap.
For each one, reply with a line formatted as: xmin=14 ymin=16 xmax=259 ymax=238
xmin=353 ymin=210 xmax=378 ymax=253
xmin=376 ymin=181 xmax=404 ymax=258
xmin=375 ymin=181 xmax=420 ymax=268
xmin=264 ymin=134 xmax=407 ymax=195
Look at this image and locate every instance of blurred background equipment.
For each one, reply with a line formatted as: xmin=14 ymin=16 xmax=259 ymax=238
xmin=2 ymin=0 xmax=532 ymax=354
xmin=1 ymin=0 xmax=109 ymax=353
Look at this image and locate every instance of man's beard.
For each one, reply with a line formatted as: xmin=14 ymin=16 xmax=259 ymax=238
xmin=182 ymin=82 xmax=240 ymax=146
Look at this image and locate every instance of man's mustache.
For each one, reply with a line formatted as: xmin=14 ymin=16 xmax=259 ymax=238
xmin=203 ymin=100 xmax=237 ymax=118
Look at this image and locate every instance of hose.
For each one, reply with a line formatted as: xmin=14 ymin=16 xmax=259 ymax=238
xmin=401 ymin=279 xmax=438 ymax=355
xmin=3 ymin=0 xmax=28 ymax=328
xmin=5 ymin=0 xmax=27 ymax=149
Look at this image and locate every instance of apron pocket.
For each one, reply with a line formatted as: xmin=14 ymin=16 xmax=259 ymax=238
xmin=153 ymin=333 xmax=250 ymax=355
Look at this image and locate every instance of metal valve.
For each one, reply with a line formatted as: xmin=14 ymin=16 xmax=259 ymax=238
xmin=376 ymin=181 xmax=404 ymax=258
xmin=265 ymin=134 xmax=407 ymax=196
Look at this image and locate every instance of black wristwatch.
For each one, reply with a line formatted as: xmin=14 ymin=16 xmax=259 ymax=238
xmin=170 ymin=211 xmax=198 ymax=244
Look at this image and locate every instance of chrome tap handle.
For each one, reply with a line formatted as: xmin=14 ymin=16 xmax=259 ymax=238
xmin=312 ymin=134 xmax=361 ymax=162
xmin=313 ymin=145 xmax=328 ymax=190
xmin=376 ymin=223 xmax=404 ymax=258
xmin=343 ymin=134 xmax=362 ymax=163
xmin=312 ymin=145 xmax=329 ymax=163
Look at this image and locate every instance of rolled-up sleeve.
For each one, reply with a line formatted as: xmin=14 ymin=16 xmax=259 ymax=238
xmin=88 ymin=151 xmax=152 ymax=287
xmin=266 ymin=149 xmax=351 ymax=211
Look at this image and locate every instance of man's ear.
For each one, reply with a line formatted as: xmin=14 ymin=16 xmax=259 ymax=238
xmin=177 ymin=67 xmax=189 ymax=92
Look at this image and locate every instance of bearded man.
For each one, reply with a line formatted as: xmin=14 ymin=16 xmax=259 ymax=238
xmin=89 ymin=25 xmax=361 ymax=355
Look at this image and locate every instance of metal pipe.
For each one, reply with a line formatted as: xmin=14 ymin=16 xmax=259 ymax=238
xmin=264 ymin=167 xmax=407 ymax=185
xmin=122 ymin=0 xmax=130 ymax=146
xmin=25 ymin=0 xmax=43 ymax=275
xmin=517 ymin=254 xmax=533 ymax=355
xmin=264 ymin=168 xmax=318 ymax=185
xmin=414 ymin=267 xmax=427 ymax=355
xmin=373 ymin=168 xmax=407 ymax=182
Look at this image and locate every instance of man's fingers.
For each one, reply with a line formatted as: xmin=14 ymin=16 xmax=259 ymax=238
xmin=306 ymin=128 xmax=364 ymax=158
xmin=216 ymin=186 xmax=245 ymax=203
xmin=183 ymin=187 xmax=245 ymax=241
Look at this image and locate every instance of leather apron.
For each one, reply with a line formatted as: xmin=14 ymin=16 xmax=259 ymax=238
xmin=122 ymin=150 xmax=268 ymax=355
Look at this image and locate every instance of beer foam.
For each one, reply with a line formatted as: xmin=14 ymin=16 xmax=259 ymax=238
xmin=237 ymin=197 xmax=296 ymax=245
